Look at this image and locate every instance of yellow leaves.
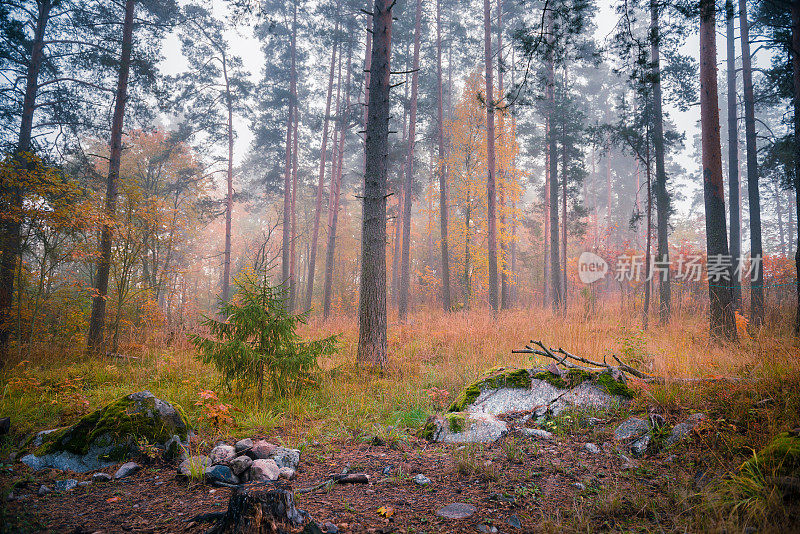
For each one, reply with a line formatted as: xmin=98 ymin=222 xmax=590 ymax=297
xmin=377 ymin=506 xmax=395 ymax=518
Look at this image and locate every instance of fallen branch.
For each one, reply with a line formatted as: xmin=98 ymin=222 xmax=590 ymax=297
xmin=295 ymin=473 xmax=370 ymax=494
xmin=512 ymin=340 xmax=655 ymax=381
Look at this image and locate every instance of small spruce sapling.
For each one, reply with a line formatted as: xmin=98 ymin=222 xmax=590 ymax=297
xmin=190 ymin=274 xmax=338 ymax=404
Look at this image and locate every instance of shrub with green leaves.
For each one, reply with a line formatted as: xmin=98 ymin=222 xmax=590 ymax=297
xmin=190 ymin=277 xmax=338 ymax=402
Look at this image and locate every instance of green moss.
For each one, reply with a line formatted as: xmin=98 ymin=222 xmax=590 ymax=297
xmin=39 ymin=393 xmax=189 ymax=458
xmin=446 ymin=412 xmax=467 ymax=433
xmin=448 ymin=368 xmax=532 ymax=412
xmin=595 ymin=372 xmax=635 ymax=398
xmin=741 ymin=432 xmax=800 ymax=478
xmin=531 ymin=368 xmax=592 ymax=389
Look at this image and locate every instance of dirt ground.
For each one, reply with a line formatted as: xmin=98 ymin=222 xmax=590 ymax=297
xmin=0 ymin=413 xmax=754 ymax=534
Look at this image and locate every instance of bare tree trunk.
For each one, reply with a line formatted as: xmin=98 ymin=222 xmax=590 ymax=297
xmin=738 ymin=0 xmax=764 ymax=324
xmin=0 ymin=0 xmax=53 ymax=366
xmin=306 ymin=14 xmax=341 ymax=312
xmin=398 ymin=0 xmax=422 ymax=322
xmin=497 ymin=0 xmax=509 ymax=310
xmin=282 ymin=10 xmax=297 ymax=291
xmin=324 ymin=36 xmax=352 ymax=320
xmin=794 ymin=1 xmax=800 ymax=335
xmin=543 ymin=127 xmax=550 ymax=305
xmin=776 ymin=182 xmax=788 ymax=257
xmin=391 ymin=45 xmax=409 ymax=307
xmin=700 ymin=0 xmax=737 ymax=341
xmin=725 ymin=0 xmax=741 ymax=307
xmin=87 ymin=0 xmax=135 ymax=356
xmin=561 ymin=103 xmax=567 ymax=307
xmin=546 ymin=10 xmax=562 ymax=310
xmin=221 ymin=52 xmax=234 ymax=303
xmin=436 ymin=0 xmax=451 ymax=312
xmin=650 ymin=0 xmax=671 ymax=323
xmin=357 ymin=0 xmax=392 ymax=368
xmin=484 ymin=0 xmax=499 ymax=312
xmin=290 ymin=101 xmax=299 ymax=311
xmin=643 ymin=133 xmax=652 ymax=330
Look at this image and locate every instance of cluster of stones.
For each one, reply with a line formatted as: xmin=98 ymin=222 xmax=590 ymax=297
xmin=178 ymin=438 xmax=300 ymax=486
xmin=613 ymin=412 xmax=708 ymax=457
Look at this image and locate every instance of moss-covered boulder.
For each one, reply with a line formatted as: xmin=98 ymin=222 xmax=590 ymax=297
xmin=21 ymin=391 xmax=190 ymax=473
xmin=741 ymin=430 xmax=800 ymax=479
xmin=428 ymin=366 xmax=633 ymax=443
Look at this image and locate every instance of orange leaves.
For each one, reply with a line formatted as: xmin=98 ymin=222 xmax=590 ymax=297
xmin=195 ymin=389 xmax=238 ymax=430
xmin=444 ymin=69 xmax=523 ymax=304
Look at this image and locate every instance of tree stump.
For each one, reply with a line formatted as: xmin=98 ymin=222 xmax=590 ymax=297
xmin=208 ymin=482 xmax=303 ymax=534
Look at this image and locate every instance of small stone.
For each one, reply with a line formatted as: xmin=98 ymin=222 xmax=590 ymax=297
xmin=412 ymin=473 xmax=431 ymax=485
xmin=614 ymin=417 xmax=650 ymax=441
xmin=38 ymin=485 xmax=51 ymax=496
xmin=507 ymin=514 xmax=522 ymax=529
xmin=209 ymin=444 xmax=236 ymax=466
xmin=114 ymin=462 xmax=140 ymax=479
xmin=92 ymin=472 xmax=112 ymax=483
xmin=630 ymin=434 xmax=650 ymax=458
xmin=248 ymin=440 xmax=278 ymax=459
xmin=250 ymin=458 xmax=280 ymax=481
xmin=270 ymin=446 xmax=300 ymax=469
xmin=584 ymin=443 xmax=601 ymax=454
xmin=520 ymin=428 xmax=554 ymax=440
xmin=229 ymin=455 xmax=253 ymax=476
xmin=365 ymin=488 xmax=376 ymax=494
xmin=278 ymin=467 xmax=296 ymax=480
xmin=475 ymin=524 xmax=498 ymax=533
xmin=78 ymin=481 xmax=91 ymax=487
xmin=665 ymin=413 xmax=707 ymax=447
xmin=436 ymin=503 xmax=476 ymax=519
xmin=178 ymin=456 xmax=210 ymax=477
xmin=587 ymin=417 xmax=604 ymax=426
xmin=322 ymin=521 xmax=338 ymax=533
xmin=204 ymin=464 xmax=239 ymax=485
xmin=54 ymin=479 xmax=78 ymax=492
xmin=572 ymin=482 xmax=586 ymax=490
xmin=235 ymin=438 xmax=254 ymax=453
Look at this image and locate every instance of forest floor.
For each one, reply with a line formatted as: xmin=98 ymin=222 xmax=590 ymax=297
xmin=1 ymin=307 xmax=800 ymax=532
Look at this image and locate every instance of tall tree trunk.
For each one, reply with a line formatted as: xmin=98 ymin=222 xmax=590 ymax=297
xmin=543 ymin=127 xmax=550 ymax=305
xmin=288 ymin=3 xmax=299 ymax=311
xmin=324 ymin=37 xmax=352 ymax=320
xmin=546 ymin=10 xmax=562 ymax=310
xmin=497 ymin=0 xmax=509 ymax=309
xmin=700 ymin=0 xmax=737 ymax=341
xmin=725 ymin=0 xmax=742 ymax=307
xmin=87 ymin=0 xmax=135 ymax=355
xmin=484 ymin=0 xmax=499 ymax=311
xmin=436 ymin=0 xmax=452 ymax=312
xmin=643 ymin=130 xmax=652 ymax=330
xmin=357 ymin=0 xmax=392 ymax=368
xmin=306 ymin=17 xmax=340 ymax=312
xmin=398 ymin=0 xmax=422 ymax=322
xmin=361 ymin=12 xmax=372 ymax=175
xmin=290 ymin=96 xmax=299 ymax=311
xmin=282 ymin=9 xmax=298 ymax=291
xmin=738 ymin=0 xmax=764 ymax=324
xmin=650 ymin=0 xmax=672 ymax=323
xmin=777 ymin=183 xmax=788 ymax=257
xmin=792 ymin=0 xmax=800 ymax=335
xmin=391 ymin=44 xmax=409 ymax=307
xmin=561 ymin=103 xmax=567 ymax=306
xmin=0 ymin=0 xmax=53 ymax=366
xmin=221 ymin=52 xmax=234 ymax=303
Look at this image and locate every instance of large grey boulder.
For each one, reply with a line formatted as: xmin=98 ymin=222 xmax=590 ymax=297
xmin=425 ymin=367 xmax=633 ymax=443
xmin=21 ymin=391 xmax=189 ymax=473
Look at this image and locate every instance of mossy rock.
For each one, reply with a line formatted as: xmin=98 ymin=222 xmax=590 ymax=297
xmin=448 ymin=368 xmax=532 ymax=412
xmin=741 ymin=431 xmax=800 ymax=479
xmin=23 ymin=391 xmax=190 ymax=472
